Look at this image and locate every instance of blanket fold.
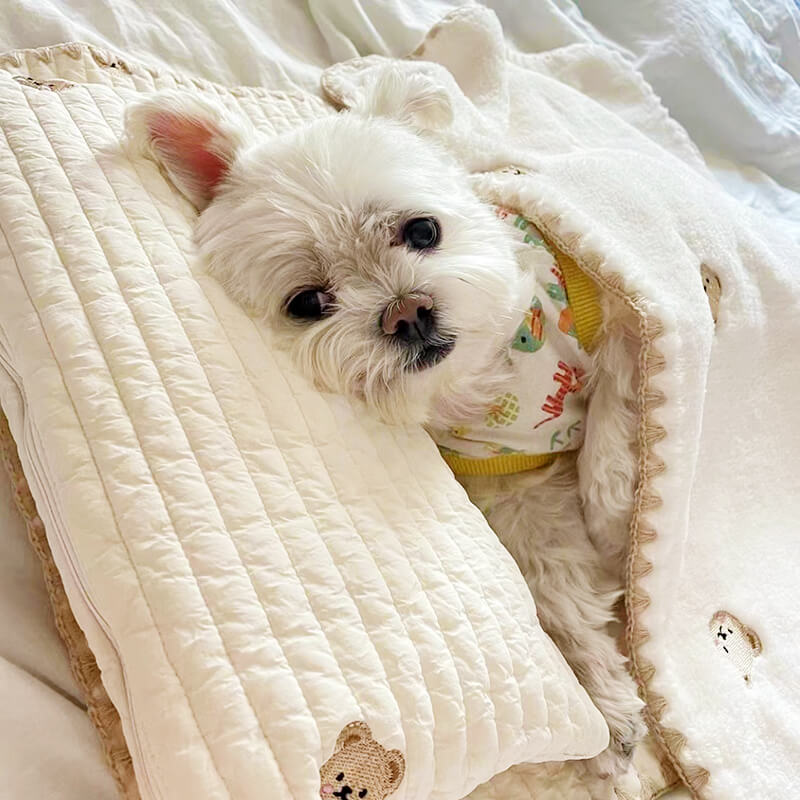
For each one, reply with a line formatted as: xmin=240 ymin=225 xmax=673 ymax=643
xmin=324 ymin=7 xmax=800 ymax=799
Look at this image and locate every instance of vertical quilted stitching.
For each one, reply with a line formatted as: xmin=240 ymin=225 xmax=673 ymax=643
xmin=32 ymin=86 xmax=356 ymax=792
xmin=278 ymin=378 xmax=496 ymax=790
xmin=33 ymin=82 xmax=443 ymax=799
xmin=394 ymin=460 xmax=572 ymax=748
xmin=86 ymin=88 xmax=469 ymax=797
xmin=85 ymin=91 xmax=452 ymax=796
xmin=76 ymin=82 xmax=365 ymax=754
xmin=0 ymin=62 xmax=611 ymax=800
xmin=0 ymin=121 xmax=232 ymax=800
xmin=8 ymin=88 xmax=295 ymax=797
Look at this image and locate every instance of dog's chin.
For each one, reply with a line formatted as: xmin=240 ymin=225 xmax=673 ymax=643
xmin=406 ymin=338 xmax=456 ymax=372
xmin=357 ymin=346 xmax=457 ymax=427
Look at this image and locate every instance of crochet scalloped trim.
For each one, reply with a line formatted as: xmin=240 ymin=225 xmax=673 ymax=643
xmin=530 ymin=215 xmax=711 ymax=799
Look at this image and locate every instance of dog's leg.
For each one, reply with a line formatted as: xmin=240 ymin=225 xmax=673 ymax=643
xmin=578 ymin=300 xmax=641 ymax=576
xmin=460 ymin=457 xmax=646 ymax=785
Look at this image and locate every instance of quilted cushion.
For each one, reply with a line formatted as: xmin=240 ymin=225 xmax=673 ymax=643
xmin=0 ymin=47 xmax=608 ymax=800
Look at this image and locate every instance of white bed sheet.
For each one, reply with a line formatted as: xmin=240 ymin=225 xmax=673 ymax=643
xmin=3 ymin=0 xmax=799 ymax=232
xmin=0 ymin=462 xmax=118 ymax=799
xmin=1 ymin=2 xmax=797 ymax=798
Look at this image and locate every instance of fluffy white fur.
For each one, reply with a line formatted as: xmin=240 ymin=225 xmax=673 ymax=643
xmin=126 ymin=78 xmax=646 ymax=796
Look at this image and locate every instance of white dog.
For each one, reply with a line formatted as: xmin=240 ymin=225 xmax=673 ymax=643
xmin=127 ymin=74 xmax=646 ymax=792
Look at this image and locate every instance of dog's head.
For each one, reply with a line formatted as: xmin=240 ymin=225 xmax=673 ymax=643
xmin=127 ymin=75 xmax=530 ymax=424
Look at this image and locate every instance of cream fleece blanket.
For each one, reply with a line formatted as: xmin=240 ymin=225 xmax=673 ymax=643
xmin=322 ymin=7 xmax=800 ymax=799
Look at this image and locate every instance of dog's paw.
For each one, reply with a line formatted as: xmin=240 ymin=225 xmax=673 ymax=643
xmin=575 ymin=757 xmax=641 ymax=800
xmin=610 ymin=705 xmax=648 ymax=762
xmin=586 ymin=746 xmax=627 ymax=783
xmin=583 ymin=749 xmax=643 ymax=800
xmin=585 ymin=705 xmax=647 ymax=785
xmin=613 ymin=764 xmax=644 ymax=800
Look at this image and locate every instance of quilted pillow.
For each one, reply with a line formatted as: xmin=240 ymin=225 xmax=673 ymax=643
xmin=0 ymin=45 xmax=608 ymax=800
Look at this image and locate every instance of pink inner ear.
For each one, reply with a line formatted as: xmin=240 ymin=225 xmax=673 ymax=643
xmin=149 ymin=111 xmax=229 ymax=200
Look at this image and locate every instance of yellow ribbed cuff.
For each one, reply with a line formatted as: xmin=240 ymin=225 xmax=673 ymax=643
xmin=441 ymin=451 xmax=557 ymax=476
xmin=559 ymin=249 xmax=602 ymax=353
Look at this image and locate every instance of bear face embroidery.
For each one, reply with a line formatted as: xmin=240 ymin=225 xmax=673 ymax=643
xmin=710 ymin=610 xmax=762 ymax=682
xmin=320 ymin=722 xmax=405 ymax=800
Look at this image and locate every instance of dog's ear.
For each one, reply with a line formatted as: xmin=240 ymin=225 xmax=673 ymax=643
xmin=352 ymin=67 xmax=453 ymax=132
xmin=125 ymin=92 xmax=248 ymax=209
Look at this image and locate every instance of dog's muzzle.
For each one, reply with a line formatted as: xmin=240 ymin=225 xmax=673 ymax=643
xmin=381 ymin=294 xmax=456 ymax=370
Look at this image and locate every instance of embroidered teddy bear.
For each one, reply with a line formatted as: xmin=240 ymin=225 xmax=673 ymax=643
xmin=710 ymin=610 xmax=762 ymax=682
xmin=320 ymin=722 xmax=405 ymax=800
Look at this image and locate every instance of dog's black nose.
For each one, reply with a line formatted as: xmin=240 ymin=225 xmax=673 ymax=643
xmin=382 ymin=295 xmax=436 ymax=344
xmin=395 ymin=305 xmax=436 ymax=344
xmin=335 ymin=786 xmax=353 ymax=800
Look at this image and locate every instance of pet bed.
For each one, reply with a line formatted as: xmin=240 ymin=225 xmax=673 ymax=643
xmin=0 ymin=33 xmax=611 ymax=800
xmin=4 ymin=13 xmax=799 ymax=800
xmin=3 ymin=5 xmax=800 ymax=800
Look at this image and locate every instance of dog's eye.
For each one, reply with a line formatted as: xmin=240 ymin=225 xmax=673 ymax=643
xmin=359 ymin=791 xmax=367 ymax=798
xmin=402 ymin=216 xmax=440 ymax=250
xmin=286 ymin=289 xmax=334 ymax=320
xmin=336 ymin=773 xmax=344 ymax=782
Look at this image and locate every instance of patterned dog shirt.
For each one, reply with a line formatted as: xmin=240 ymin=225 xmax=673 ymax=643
xmin=433 ymin=207 xmax=602 ymax=476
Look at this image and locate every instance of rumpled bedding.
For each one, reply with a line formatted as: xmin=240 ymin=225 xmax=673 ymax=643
xmin=319 ymin=8 xmax=800 ymax=799
xmin=0 ymin=36 xmax=614 ymax=800
xmin=3 ymin=0 xmax=799 ymax=231
xmin=2 ymin=2 xmax=799 ymax=800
